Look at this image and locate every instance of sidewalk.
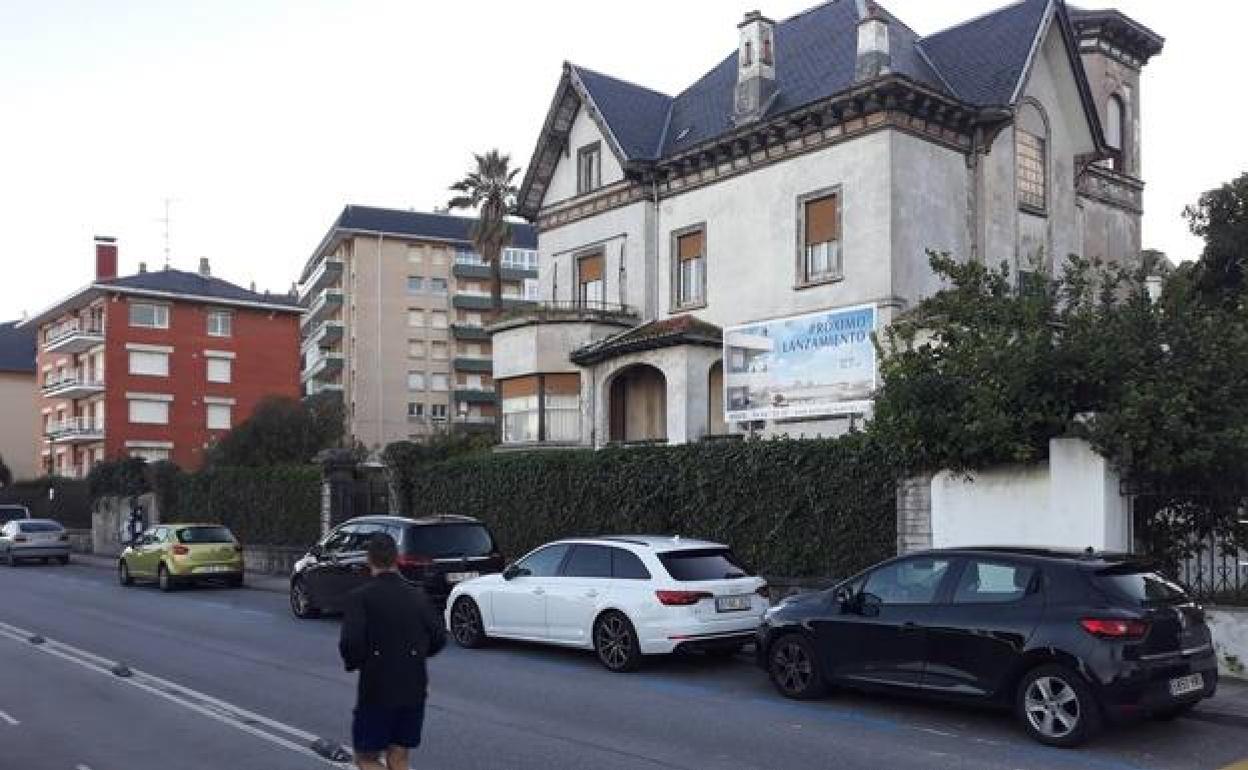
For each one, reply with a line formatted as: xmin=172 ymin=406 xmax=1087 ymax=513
xmin=69 ymin=552 xmax=290 ymax=594
xmin=1191 ymin=676 xmax=1248 ymax=729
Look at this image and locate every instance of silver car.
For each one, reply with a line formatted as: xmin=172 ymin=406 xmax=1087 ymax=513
xmin=1 ymin=519 xmax=71 ymax=566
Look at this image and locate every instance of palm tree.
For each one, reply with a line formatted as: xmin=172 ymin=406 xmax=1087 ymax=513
xmin=448 ymin=150 xmax=521 ymax=313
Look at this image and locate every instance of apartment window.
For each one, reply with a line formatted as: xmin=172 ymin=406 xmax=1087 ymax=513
xmin=1105 ymin=94 xmax=1126 ymax=172
xmin=503 ymin=283 xmax=521 ymax=299
xmin=407 ymin=276 xmax=424 ymax=294
xmin=1016 ymin=130 xmax=1047 ymax=211
xmin=500 ymin=374 xmax=580 ymax=444
xmin=673 ymin=227 xmax=706 ymax=308
xmin=431 ymin=250 xmax=448 ymax=266
xmin=464 ymin=343 xmax=482 ymax=357
xmin=523 ymin=278 xmax=541 ymax=301
xmin=206 ymin=357 xmax=232 ymax=384
xmin=501 ymin=248 xmax=537 ymax=270
xmin=577 ymin=142 xmax=602 ymax=194
xmin=408 ymin=402 xmax=425 ymax=419
xmin=409 ymin=340 xmax=425 ymax=358
xmin=501 ymin=377 xmax=539 ymax=443
xmin=428 ymin=278 xmax=448 ymax=295
xmin=129 ymin=303 xmax=169 ymax=329
xmin=545 ymin=374 xmax=580 ymax=442
xmin=431 ymin=311 xmax=448 ymax=330
xmin=206 ymin=403 xmax=231 ymax=430
xmin=128 ymin=398 xmax=170 ymax=425
xmin=577 ymin=252 xmax=604 ymax=307
xmin=129 ymin=446 xmax=171 ymax=463
xmin=128 ymin=350 xmax=170 ymax=377
xmin=408 ymin=371 xmax=426 ymax=391
xmin=431 ymin=341 xmax=448 ymax=360
xmin=407 ymin=246 xmax=423 ymax=264
xmin=206 ymin=310 xmax=232 ymax=337
xmin=430 ymin=373 xmax=449 ymax=392
xmin=464 ymin=374 xmax=483 ymax=389
xmin=798 ymin=189 xmax=842 ymax=284
xmin=455 ymin=248 xmax=484 ymax=266
xmin=464 ymin=312 xmax=483 ymax=326
xmin=408 ymin=309 xmax=424 ymax=327
xmin=430 ymin=404 xmax=448 ymax=421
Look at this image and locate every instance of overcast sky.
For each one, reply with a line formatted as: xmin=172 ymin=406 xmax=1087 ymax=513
xmin=0 ymin=0 xmax=1238 ymax=319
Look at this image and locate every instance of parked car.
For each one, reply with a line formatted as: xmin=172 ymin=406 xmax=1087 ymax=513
xmin=290 ymin=514 xmax=504 ymax=618
xmin=0 ymin=504 xmax=32 ymax=527
xmin=118 ymin=523 xmax=244 ymax=591
xmin=1 ymin=519 xmax=70 ymax=565
xmin=446 ymin=536 xmax=769 ymax=672
xmin=756 ymin=547 xmax=1218 ymax=747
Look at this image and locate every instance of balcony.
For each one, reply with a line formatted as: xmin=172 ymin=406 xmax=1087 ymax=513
xmin=46 ymin=417 xmax=105 ymax=444
xmin=301 ymin=350 xmax=345 ymax=383
xmin=305 ymin=381 xmax=344 ymax=397
xmin=44 ymin=321 xmax=105 ymax=354
xmin=299 ymin=256 xmax=345 ymax=301
xmin=453 ymin=356 xmax=492 ymax=373
xmin=493 ymin=300 xmax=638 ymax=327
xmin=452 ymin=263 xmax=538 ymax=282
xmin=453 ymin=387 xmax=497 ymax=405
xmin=42 ymin=372 xmax=106 ymax=400
xmin=450 ymin=323 xmax=490 ymax=341
xmin=302 ymin=319 xmax=344 ymax=352
xmin=301 ymin=288 xmax=344 ymax=330
xmin=452 ymin=294 xmax=535 ymax=312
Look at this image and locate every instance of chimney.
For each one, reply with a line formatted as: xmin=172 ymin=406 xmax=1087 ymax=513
xmin=733 ymin=10 xmax=777 ymax=125
xmin=139 ymin=261 xmax=147 ymax=274
xmin=249 ymin=280 xmax=257 ymax=293
xmin=855 ymin=2 xmax=891 ymax=82
xmin=198 ymin=257 xmax=211 ymax=277
xmin=94 ymin=236 xmax=118 ymax=280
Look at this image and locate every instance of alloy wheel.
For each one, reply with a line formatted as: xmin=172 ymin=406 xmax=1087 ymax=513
xmin=450 ymin=599 xmax=483 ymax=647
xmin=119 ymin=561 xmax=132 ymax=586
xmin=595 ymin=614 xmax=633 ymax=671
xmin=1024 ymin=675 xmax=1080 ymax=739
xmin=772 ymin=639 xmax=815 ymax=695
xmin=290 ymin=580 xmax=312 ymax=617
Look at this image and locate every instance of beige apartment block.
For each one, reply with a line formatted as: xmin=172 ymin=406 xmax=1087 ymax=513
xmin=299 ymin=206 xmax=537 ymax=450
xmin=0 ymin=320 xmax=38 ymax=480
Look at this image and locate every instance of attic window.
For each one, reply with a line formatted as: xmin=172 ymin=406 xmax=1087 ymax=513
xmin=761 ymin=35 xmax=773 ymax=65
xmin=577 ymin=142 xmax=601 ymax=195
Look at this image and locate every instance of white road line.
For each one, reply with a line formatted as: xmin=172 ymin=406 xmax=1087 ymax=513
xmin=75 ymin=764 xmax=93 ymax=770
xmin=0 ymin=710 xmax=18 ymax=726
xmin=0 ymin=620 xmax=347 ymax=767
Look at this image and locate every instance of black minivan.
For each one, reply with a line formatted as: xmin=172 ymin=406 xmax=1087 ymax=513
xmin=290 ymin=515 xmax=503 ymax=618
xmin=757 ymin=547 xmax=1218 ymax=747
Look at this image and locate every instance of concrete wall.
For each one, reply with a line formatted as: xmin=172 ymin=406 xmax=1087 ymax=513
xmin=590 ymin=345 xmax=720 ymax=448
xmin=544 ymin=105 xmax=626 ymax=206
xmin=889 ymin=132 xmax=971 ymax=303
xmin=0 ymin=370 xmax=38 ymax=480
xmin=1207 ymin=608 xmax=1248 ymax=680
xmin=930 ymin=438 xmax=1130 ymax=552
xmin=539 ymin=201 xmax=650 ymax=314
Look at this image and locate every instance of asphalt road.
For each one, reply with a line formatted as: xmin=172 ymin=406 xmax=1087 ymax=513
xmin=1 ymin=559 xmax=1246 ymax=770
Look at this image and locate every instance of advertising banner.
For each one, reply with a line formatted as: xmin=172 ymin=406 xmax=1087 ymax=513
xmin=723 ymin=304 xmax=877 ymax=422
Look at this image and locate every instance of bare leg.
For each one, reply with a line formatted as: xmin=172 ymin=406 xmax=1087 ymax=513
xmin=355 ymin=751 xmax=387 ymax=770
xmin=385 ymin=745 xmax=410 ymax=769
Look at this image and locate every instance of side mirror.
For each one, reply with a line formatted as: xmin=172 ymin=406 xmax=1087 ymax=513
xmin=503 ymin=564 xmax=528 ymax=581
xmin=859 ymin=592 xmax=883 ymax=618
xmin=833 ymin=586 xmax=854 ymax=611
xmin=309 ymin=544 xmax=324 ymax=559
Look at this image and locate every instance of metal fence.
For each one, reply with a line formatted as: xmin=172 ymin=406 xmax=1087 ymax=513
xmin=1177 ymin=538 xmax=1248 ymax=606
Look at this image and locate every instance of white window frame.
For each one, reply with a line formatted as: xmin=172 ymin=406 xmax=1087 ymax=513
xmin=206 ymin=310 xmax=233 ymax=338
xmin=206 ymin=403 xmax=232 ymax=431
xmin=408 ymin=371 xmax=426 ymax=391
xmin=127 ymin=394 xmax=172 ymax=425
xmin=207 ymin=357 xmax=232 ymax=384
xmin=430 ymin=311 xmax=448 ymax=330
xmin=128 ymin=349 xmax=170 ymax=377
xmin=430 ymin=403 xmax=448 ymax=421
xmin=430 ymin=373 xmax=449 ymax=392
xmin=129 ymin=302 xmax=169 ymax=329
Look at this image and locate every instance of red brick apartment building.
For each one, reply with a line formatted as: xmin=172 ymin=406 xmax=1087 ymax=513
xmin=21 ymin=237 xmax=302 ymax=474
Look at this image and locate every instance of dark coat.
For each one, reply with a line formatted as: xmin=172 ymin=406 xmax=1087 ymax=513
xmin=339 ymin=571 xmax=446 ymax=707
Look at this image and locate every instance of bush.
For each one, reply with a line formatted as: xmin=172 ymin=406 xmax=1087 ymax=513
xmin=160 ymin=465 xmax=321 ymax=548
xmin=393 ymin=435 xmax=897 ymax=580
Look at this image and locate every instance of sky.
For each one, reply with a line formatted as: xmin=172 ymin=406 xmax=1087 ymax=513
xmin=0 ymin=0 xmax=1240 ymax=319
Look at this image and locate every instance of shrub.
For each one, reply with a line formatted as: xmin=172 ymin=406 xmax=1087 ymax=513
xmin=160 ymin=465 xmax=321 ymax=548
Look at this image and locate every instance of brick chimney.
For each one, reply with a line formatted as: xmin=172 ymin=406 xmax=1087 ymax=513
xmin=198 ymin=257 xmax=211 ymax=277
xmin=94 ymin=236 xmax=118 ymax=280
xmin=733 ymin=11 xmax=777 ymax=125
xmin=855 ymin=2 xmax=891 ymax=82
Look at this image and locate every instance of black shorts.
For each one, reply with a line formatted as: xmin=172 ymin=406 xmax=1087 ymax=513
xmin=352 ymin=703 xmax=426 ymax=753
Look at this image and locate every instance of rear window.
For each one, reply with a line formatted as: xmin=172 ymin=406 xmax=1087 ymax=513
xmin=0 ymin=506 xmax=29 ymax=524
xmin=176 ymin=526 xmax=235 ymax=544
xmin=19 ymin=521 xmax=63 ymax=534
xmin=406 ymin=524 xmax=495 ymax=558
xmin=1094 ymin=566 xmax=1188 ymax=606
xmin=658 ymin=548 xmax=749 ymax=582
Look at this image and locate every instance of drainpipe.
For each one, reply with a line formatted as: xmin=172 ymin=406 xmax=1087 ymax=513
xmin=649 ymin=178 xmax=661 ymax=320
xmin=376 ymin=232 xmax=384 ymax=448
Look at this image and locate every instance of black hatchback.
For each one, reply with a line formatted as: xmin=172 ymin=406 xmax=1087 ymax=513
xmin=290 ymin=515 xmax=504 ymax=618
xmin=757 ymin=547 xmax=1218 ymax=747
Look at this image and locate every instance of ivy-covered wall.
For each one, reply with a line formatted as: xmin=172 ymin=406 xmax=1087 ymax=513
xmin=159 ymin=466 xmax=321 ymax=548
xmin=392 ymin=436 xmax=897 ymax=580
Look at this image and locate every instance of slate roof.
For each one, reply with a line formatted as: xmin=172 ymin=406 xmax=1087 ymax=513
xmin=0 ymin=320 xmax=36 ymax=374
xmin=560 ymin=0 xmax=1065 ymax=164
xmin=332 ymin=205 xmax=538 ymax=250
xmin=99 ymin=269 xmax=301 ymax=308
xmin=571 ymin=315 xmax=723 ymax=365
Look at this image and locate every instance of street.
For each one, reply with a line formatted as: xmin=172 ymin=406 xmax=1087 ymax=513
xmin=0 ymin=561 xmax=1244 ymax=770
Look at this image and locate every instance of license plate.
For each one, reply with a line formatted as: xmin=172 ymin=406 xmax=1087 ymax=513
xmin=446 ymin=571 xmax=479 ymax=584
xmin=715 ymin=595 xmax=752 ymax=613
xmin=199 ymin=565 xmax=232 ymax=574
xmin=1169 ymin=673 xmax=1204 ymax=697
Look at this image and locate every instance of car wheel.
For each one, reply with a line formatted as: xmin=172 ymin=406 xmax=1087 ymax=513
xmin=227 ymin=575 xmax=244 ymax=589
xmin=450 ymin=597 xmax=488 ymax=649
xmin=119 ymin=560 xmax=134 ymax=586
xmin=289 ymin=578 xmax=320 ymax=619
xmin=1016 ymin=664 xmax=1102 ymax=747
xmin=157 ymin=563 xmax=176 ymax=592
xmin=1153 ymin=702 xmax=1197 ymax=721
xmin=768 ymin=634 xmax=826 ymax=700
xmin=594 ymin=611 xmax=642 ymax=673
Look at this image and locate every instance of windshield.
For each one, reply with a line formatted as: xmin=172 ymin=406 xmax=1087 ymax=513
xmin=406 ymin=524 xmax=495 ymax=558
xmin=19 ymin=521 xmax=63 ymax=534
xmin=0 ymin=506 xmax=29 ymax=524
xmin=176 ymin=526 xmax=235 ymax=544
xmin=658 ymin=548 xmax=750 ymax=581
xmin=1094 ymin=565 xmax=1189 ymax=606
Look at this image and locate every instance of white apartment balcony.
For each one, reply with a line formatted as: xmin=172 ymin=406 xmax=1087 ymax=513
xmin=299 ymin=256 xmax=344 ymax=302
xmin=42 ymin=372 xmax=106 ymax=400
xmin=301 ymin=288 xmax=345 ymax=330
xmin=43 ymin=321 xmax=105 ymax=354
xmin=302 ymin=319 xmax=345 ymax=352
xmin=301 ymin=349 xmax=345 ymax=383
xmin=305 ymin=381 xmax=344 ymax=397
xmin=46 ymin=417 xmax=105 ymax=444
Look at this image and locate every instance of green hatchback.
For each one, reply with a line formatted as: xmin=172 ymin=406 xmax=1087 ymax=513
xmin=119 ymin=523 xmax=244 ymax=591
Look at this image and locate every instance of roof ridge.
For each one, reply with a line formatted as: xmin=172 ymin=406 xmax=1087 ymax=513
xmin=919 ymin=0 xmax=1034 ymax=42
xmin=566 ymin=62 xmax=673 ymax=100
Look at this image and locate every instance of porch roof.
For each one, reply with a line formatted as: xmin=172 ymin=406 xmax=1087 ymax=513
xmin=570 ymin=314 xmax=722 ymax=366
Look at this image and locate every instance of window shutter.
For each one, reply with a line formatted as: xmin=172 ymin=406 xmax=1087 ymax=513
xmin=578 ymin=253 xmax=604 ymax=283
xmin=677 ymin=231 xmax=704 ymax=262
xmin=805 ymin=195 xmax=839 ymax=245
xmin=543 ymin=373 xmax=581 ymax=395
xmin=500 ymin=376 xmax=539 ymax=399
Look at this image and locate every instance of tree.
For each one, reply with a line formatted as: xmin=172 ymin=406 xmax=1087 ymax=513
xmin=1183 ymin=171 xmax=1248 ymax=302
xmin=207 ymin=394 xmax=346 ymax=467
xmin=447 ymin=150 xmax=521 ymax=312
xmin=0 ymin=455 xmax=11 ymax=488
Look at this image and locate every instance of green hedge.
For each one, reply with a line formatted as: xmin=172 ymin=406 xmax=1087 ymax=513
xmin=0 ymin=478 xmax=92 ymax=529
xmin=160 ymin=465 xmax=321 ymax=548
xmin=394 ymin=435 xmax=897 ymax=580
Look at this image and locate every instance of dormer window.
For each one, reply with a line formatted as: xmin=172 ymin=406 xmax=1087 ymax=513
xmin=742 ymin=41 xmax=753 ymax=67
xmin=576 ymin=142 xmax=601 ymax=195
xmin=761 ymin=35 xmax=773 ymax=65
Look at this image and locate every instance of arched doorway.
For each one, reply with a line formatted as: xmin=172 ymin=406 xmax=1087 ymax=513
xmin=608 ymin=364 xmax=667 ymax=443
xmin=708 ymin=360 xmax=726 ymax=436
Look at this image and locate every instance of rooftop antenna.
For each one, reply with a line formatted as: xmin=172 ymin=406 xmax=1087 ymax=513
xmin=157 ymin=197 xmax=177 ymax=268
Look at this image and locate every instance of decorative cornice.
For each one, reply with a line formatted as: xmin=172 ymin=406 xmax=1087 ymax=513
xmin=1077 ymin=163 xmax=1144 ymax=215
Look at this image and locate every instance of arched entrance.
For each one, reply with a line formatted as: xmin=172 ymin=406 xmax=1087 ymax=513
xmin=608 ymin=364 xmax=667 ymax=443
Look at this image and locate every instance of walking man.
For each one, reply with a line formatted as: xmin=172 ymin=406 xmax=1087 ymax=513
xmin=340 ymin=533 xmax=446 ymax=769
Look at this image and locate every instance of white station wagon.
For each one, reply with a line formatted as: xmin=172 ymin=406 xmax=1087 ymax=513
xmin=445 ymin=535 xmax=769 ymax=671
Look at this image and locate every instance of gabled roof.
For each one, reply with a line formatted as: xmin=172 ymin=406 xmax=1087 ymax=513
xmin=573 ymin=66 xmax=673 ymax=161
xmin=918 ymin=0 xmax=1052 ymax=106
xmin=0 ymin=320 xmax=35 ymax=374
xmin=571 ymin=314 xmax=722 ymax=366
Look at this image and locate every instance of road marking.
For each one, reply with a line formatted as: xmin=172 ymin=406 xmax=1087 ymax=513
xmin=75 ymin=764 xmax=93 ymax=770
xmin=917 ymin=726 xmax=958 ymax=738
xmin=0 ymin=619 xmax=348 ymax=767
xmin=0 ymin=710 xmax=18 ymax=725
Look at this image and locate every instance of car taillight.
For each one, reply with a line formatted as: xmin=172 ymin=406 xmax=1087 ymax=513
xmin=756 ymin=585 xmax=771 ymax=600
xmin=171 ymin=544 xmax=190 ymax=556
xmin=397 ymin=554 xmax=433 ymax=569
xmin=1081 ymin=618 xmax=1149 ymax=640
xmin=655 ymin=590 xmax=713 ymax=606
xmin=13 ymin=535 xmax=27 ymax=543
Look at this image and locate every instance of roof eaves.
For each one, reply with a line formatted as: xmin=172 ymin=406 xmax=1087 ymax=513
xmin=913 ymin=41 xmax=961 ymax=101
xmin=516 ymin=67 xmax=581 ymax=220
xmin=93 ymin=283 xmax=302 ymax=314
xmin=567 ymin=63 xmax=635 ymax=165
xmin=1008 ymin=0 xmax=1057 ymax=106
